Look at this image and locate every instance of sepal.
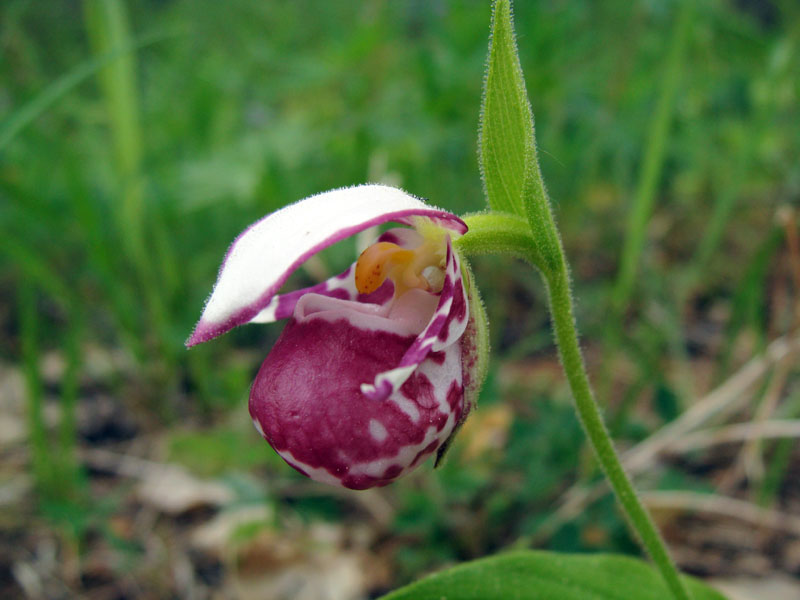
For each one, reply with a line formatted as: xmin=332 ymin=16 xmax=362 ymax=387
xmin=187 ymin=184 xmax=466 ymax=347
xmin=435 ymin=254 xmax=490 ymax=467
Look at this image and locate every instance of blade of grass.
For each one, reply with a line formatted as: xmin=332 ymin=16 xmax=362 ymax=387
xmin=18 ymin=281 xmax=55 ymax=498
xmin=58 ymin=307 xmax=84 ymax=486
xmin=83 ymin=0 xmax=181 ymax=399
xmin=609 ymin=0 xmax=693 ymax=316
xmin=649 ymin=140 xmax=753 ymax=434
xmin=1 ymin=235 xmax=73 ymax=303
xmin=599 ymin=0 xmax=694 ymax=410
xmin=6 ymin=234 xmax=84 ymax=501
xmin=758 ymin=390 xmax=800 ymax=506
xmin=0 ymin=29 xmax=172 ymax=152
xmin=715 ymin=226 xmax=782 ymax=381
xmin=82 ymin=0 xmax=149 ymax=286
xmin=83 ymin=0 xmax=143 ymax=186
xmin=65 ymin=159 xmax=147 ymax=362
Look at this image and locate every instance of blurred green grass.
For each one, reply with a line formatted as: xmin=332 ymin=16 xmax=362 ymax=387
xmin=2 ymin=0 xmax=800 ymax=594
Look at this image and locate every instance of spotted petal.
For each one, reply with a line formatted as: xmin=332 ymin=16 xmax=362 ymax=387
xmin=361 ymin=237 xmax=469 ymax=402
xmin=187 ymin=184 xmax=467 ymax=347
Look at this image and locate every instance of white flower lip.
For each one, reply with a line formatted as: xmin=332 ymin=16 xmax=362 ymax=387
xmin=186 ymin=184 xmax=467 ymax=347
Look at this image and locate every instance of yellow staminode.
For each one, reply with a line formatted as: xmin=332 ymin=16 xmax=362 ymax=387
xmin=355 ymin=237 xmax=445 ymax=297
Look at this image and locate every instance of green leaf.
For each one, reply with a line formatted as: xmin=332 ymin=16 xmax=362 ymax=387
xmin=478 ymin=1 xmax=562 ymax=276
xmin=381 ymin=551 xmax=727 ymax=600
xmin=478 ymin=0 xmax=535 ymax=217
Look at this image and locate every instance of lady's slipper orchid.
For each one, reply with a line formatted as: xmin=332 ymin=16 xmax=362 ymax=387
xmin=187 ymin=184 xmax=485 ymax=490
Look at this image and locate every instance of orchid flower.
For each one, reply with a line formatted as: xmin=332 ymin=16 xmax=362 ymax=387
xmin=187 ymin=184 xmax=485 ymax=490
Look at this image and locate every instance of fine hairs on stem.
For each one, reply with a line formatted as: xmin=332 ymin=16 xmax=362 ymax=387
xmin=473 ymin=2 xmax=693 ymax=598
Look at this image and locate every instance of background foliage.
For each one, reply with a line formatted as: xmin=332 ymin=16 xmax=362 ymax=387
xmin=2 ymin=0 xmax=799 ymax=597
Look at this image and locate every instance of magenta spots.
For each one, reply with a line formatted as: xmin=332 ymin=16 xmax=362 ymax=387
xmin=428 ymin=314 xmax=448 ymax=336
xmin=244 ymin=232 xmax=469 ymax=490
xmin=427 ymin=350 xmax=446 ymax=365
xmin=342 ymin=472 xmax=398 ymax=490
xmin=411 ymin=440 xmax=440 ymax=467
xmin=382 ymin=464 xmax=403 ymax=480
xmin=438 ymin=283 xmax=466 ymax=342
xmin=432 ymin=410 xmax=448 ymax=431
xmin=249 ymin=308 xmax=464 ymax=489
xmin=450 ymin=280 xmax=466 ymax=321
xmin=400 ymin=372 xmax=435 ymax=409
xmin=186 ymin=184 xmax=480 ymax=491
xmin=251 ymin=316 xmax=411 ymax=455
xmin=447 ymin=380 xmax=464 ymax=419
xmin=377 ymin=231 xmax=402 ymax=245
xmin=357 ymin=279 xmax=394 ymax=305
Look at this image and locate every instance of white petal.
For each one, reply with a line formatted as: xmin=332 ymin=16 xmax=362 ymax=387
xmin=187 ymin=184 xmax=466 ymax=346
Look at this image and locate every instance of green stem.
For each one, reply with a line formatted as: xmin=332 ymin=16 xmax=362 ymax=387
xmin=458 ymin=214 xmax=692 ymax=600
xmin=546 ymin=264 xmax=691 ymax=600
xmin=456 ymin=212 xmax=547 ymax=272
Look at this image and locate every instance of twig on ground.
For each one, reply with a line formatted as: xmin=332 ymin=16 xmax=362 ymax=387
xmin=732 ymin=207 xmax=800 ymax=487
xmin=640 ymin=490 xmax=800 ymax=537
xmin=736 ymin=358 xmax=792 ymax=485
xmin=528 ymin=334 xmax=800 ymax=543
xmin=664 ymin=419 xmax=800 ymax=454
xmin=622 ymin=334 xmax=800 ymax=474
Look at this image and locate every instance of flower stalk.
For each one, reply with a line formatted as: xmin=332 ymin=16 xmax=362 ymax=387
xmin=459 ymin=211 xmax=692 ymax=600
xmin=474 ymin=1 xmax=693 ymax=597
xmin=544 ymin=260 xmax=692 ymax=600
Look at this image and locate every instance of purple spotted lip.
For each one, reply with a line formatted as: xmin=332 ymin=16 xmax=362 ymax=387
xmin=187 ymin=184 xmax=476 ymax=489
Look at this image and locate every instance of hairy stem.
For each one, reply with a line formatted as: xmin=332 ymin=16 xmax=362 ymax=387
xmin=545 ymin=261 xmax=691 ymax=600
xmin=458 ymin=214 xmax=692 ymax=600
